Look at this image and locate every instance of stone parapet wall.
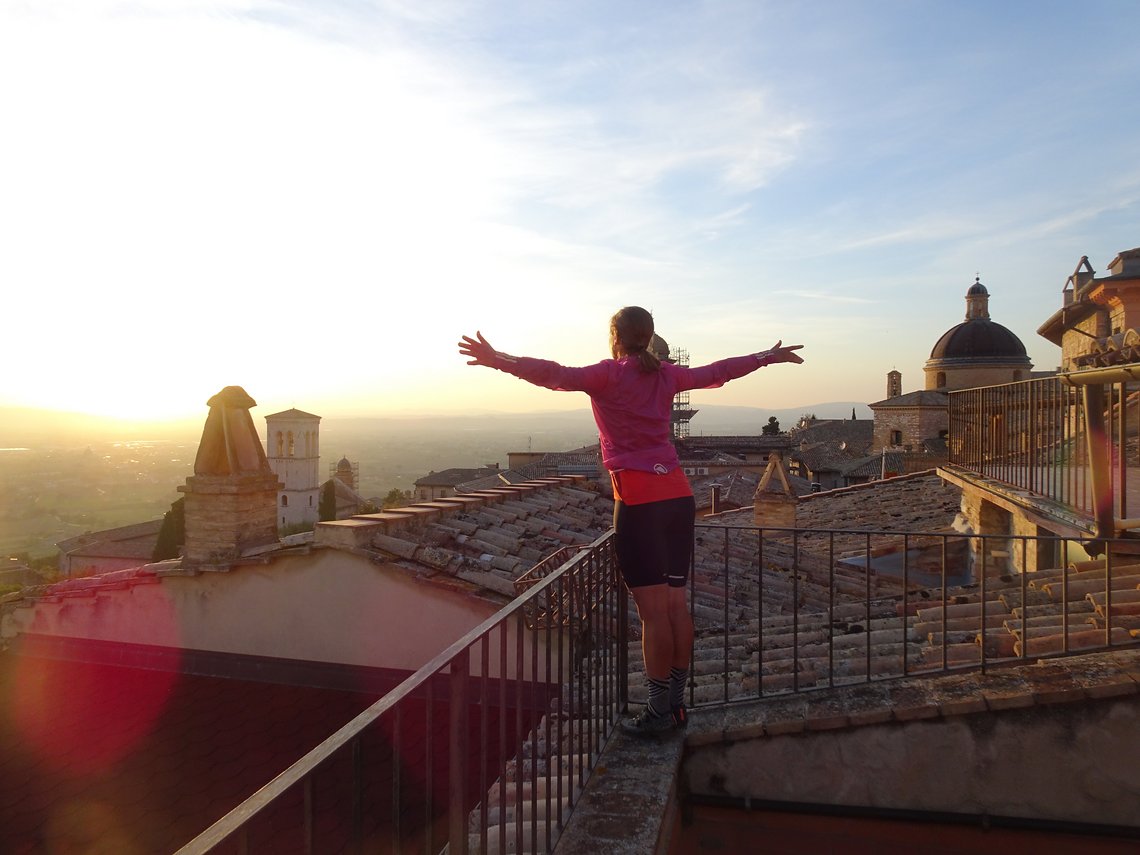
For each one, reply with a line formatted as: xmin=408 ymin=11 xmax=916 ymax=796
xmin=682 ymin=650 xmax=1140 ymax=829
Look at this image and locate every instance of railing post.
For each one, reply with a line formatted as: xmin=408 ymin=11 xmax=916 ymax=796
xmin=1083 ymin=384 xmax=1114 ymax=540
xmin=616 ymin=536 xmax=629 ymax=711
xmin=448 ymin=651 xmax=470 ymax=855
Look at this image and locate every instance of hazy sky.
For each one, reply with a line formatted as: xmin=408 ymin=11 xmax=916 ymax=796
xmin=3 ymin=1 xmax=1138 ymax=423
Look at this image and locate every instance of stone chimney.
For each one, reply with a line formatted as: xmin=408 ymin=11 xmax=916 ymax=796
xmin=179 ymin=386 xmax=282 ymax=567
xmin=753 ymin=452 xmax=797 ymax=529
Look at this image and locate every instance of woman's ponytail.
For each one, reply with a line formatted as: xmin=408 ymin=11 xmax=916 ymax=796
xmin=609 ymin=306 xmax=662 ymax=373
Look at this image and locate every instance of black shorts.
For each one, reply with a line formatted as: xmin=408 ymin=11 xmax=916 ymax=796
xmin=613 ymin=495 xmax=696 ymax=589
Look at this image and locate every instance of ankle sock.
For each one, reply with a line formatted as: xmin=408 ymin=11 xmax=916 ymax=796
xmin=647 ymin=677 xmax=670 ymax=717
xmin=669 ymin=666 xmax=688 ymax=710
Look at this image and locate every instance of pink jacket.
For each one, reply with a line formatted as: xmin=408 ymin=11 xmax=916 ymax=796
xmin=492 ymin=353 xmax=766 ymax=473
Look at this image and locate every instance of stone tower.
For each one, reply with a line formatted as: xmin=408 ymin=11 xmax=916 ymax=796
xmin=265 ymin=408 xmax=322 ymax=531
xmin=887 ymin=369 xmax=902 ymax=399
xmin=180 ymin=386 xmax=282 ymax=566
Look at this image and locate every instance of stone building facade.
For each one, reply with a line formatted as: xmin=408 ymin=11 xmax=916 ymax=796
xmin=869 ymin=389 xmax=948 ymax=451
xmin=1038 ymin=248 xmax=1140 ymax=369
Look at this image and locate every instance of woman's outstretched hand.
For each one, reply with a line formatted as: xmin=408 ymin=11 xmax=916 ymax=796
xmin=757 ymin=341 xmax=805 ymax=365
xmin=458 ymin=331 xmax=500 ymax=367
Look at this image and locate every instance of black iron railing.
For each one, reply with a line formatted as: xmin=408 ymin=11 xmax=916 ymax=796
xmin=176 ymin=531 xmax=623 ymax=855
xmin=174 ymin=521 xmax=1140 ymax=852
xmin=948 ymin=371 xmax=1140 ymax=536
xmin=672 ymin=523 xmax=1139 ymax=710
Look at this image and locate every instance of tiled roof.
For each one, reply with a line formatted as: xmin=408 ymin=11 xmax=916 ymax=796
xmin=788 ymin=419 xmax=874 ymax=449
xmin=869 ymin=390 xmax=949 ymax=408
xmin=689 ymin=470 xmax=756 ymax=511
xmin=454 ymin=468 xmax=525 ymax=492
xmin=264 ymin=408 xmax=321 ymax=420
xmin=326 ymin=475 xmax=365 ymax=505
xmin=56 ymin=519 xmax=164 ymax=557
xmin=315 ymin=477 xmax=614 ymax=601
xmin=840 ymin=451 xmax=905 ymax=478
xmin=627 ymin=525 xmax=1140 ymax=705
xmin=414 ymin=466 xmax=501 ymax=487
xmin=794 ymin=441 xmax=868 ymax=474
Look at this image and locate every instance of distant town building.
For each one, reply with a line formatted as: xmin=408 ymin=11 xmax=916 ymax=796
xmin=868 ymin=276 xmax=1040 ymax=473
xmin=414 ymin=465 xmax=504 ymax=501
xmin=56 ymin=519 xmax=164 ymax=578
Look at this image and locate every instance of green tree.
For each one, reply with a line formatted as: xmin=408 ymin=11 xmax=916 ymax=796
xmin=152 ymin=497 xmax=185 ymax=561
xmin=319 ymin=480 xmax=338 ymax=521
xmin=761 ymin=416 xmax=781 ymax=436
xmin=382 ymin=488 xmax=412 ymax=509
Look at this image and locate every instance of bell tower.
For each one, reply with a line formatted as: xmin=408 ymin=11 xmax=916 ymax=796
xmin=265 ymin=408 xmax=322 ymax=531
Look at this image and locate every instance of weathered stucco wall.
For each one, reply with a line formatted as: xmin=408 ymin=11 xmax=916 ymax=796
xmin=2 ymin=549 xmax=508 ymax=673
xmin=683 ymin=696 xmax=1139 ymax=828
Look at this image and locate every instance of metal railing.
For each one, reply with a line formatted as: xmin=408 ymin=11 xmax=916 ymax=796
xmin=675 ymin=523 xmax=1139 ymax=709
xmin=176 ymin=531 xmax=623 ymax=855
xmin=948 ymin=371 xmax=1140 ymax=536
xmin=174 ymin=520 xmax=1140 ymax=852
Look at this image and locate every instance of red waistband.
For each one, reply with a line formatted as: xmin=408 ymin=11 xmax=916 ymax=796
xmin=610 ymin=467 xmax=693 ymax=505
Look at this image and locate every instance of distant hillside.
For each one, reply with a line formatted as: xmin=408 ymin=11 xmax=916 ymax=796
xmin=685 ymin=403 xmax=872 ymax=434
xmin=0 ymin=407 xmax=201 ymax=446
xmin=0 ymin=402 xmax=875 ymax=498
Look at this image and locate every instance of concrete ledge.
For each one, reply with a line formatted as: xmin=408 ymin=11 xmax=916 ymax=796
xmin=554 ymin=726 xmax=686 ymax=855
xmin=313 ymin=518 xmax=386 ymax=549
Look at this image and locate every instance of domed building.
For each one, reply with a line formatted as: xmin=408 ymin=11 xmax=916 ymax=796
xmin=870 ymin=276 xmax=1035 ymax=458
xmin=924 ymin=277 xmax=1033 ymax=391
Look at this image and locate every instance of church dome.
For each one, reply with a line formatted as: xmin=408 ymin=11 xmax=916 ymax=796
xmin=966 ymin=278 xmax=988 ymax=297
xmin=929 ymin=318 xmax=1028 ymax=361
xmin=929 ymin=276 xmax=1028 ymax=363
xmin=337 ymin=456 xmax=352 ymax=471
xmin=921 ymin=276 xmax=1033 ymax=392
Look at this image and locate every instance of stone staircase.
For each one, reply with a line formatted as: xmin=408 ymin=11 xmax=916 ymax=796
xmin=449 ymin=667 xmax=620 ymax=854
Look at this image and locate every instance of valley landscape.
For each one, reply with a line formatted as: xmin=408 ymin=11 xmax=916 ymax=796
xmin=0 ymin=402 xmax=871 ymax=563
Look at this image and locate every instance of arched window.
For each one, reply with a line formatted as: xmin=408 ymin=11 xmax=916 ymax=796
xmin=287 ymin=431 xmax=295 ymax=457
xmin=890 ymin=430 xmax=902 ymax=446
xmin=275 ymin=431 xmax=284 ymax=457
xmin=936 ymin=372 xmax=947 ymax=389
xmin=282 ymin=495 xmax=288 ymax=507
xmin=304 ymin=431 xmax=311 ymax=457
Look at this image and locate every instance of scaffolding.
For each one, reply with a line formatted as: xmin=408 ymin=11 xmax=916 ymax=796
xmin=329 ymin=459 xmax=360 ymax=491
xmin=670 ymin=346 xmax=698 ymax=439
